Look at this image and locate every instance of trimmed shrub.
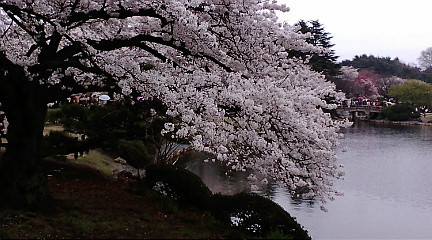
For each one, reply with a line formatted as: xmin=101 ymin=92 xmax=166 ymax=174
xmin=61 ymin=104 xmax=90 ymax=132
xmin=381 ymin=104 xmax=419 ymax=121
xmin=209 ymin=193 xmax=311 ymax=239
xmin=144 ymin=164 xmax=213 ymax=210
xmin=117 ymin=139 xmax=156 ymax=170
xmin=144 ymin=165 xmax=310 ymax=238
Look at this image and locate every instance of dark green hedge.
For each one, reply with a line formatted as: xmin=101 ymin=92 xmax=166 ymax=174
xmin=41 ymin=131 xmax=82 ymax=158
xmin=381 ymin=104 xmax=420 ymax=121
xmin=117 ymin=139 xmax=156 ymax=169
xmin=209 ymin=193 xmax=311 ymax=239
xmin=143 ymin=164 xmax=311 ymax=239
xmin=144 ymin=164 xmax=212 ymax=210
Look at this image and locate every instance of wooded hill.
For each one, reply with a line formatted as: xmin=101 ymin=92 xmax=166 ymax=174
xmin=341 ymin=55 xmax=432 ymax=83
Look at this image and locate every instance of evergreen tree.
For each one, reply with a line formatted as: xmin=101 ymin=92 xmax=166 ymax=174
xmin=290 ymin=20 xmax=340 ymax=79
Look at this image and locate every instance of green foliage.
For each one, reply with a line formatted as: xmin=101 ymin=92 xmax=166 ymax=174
xmin=60 ymin=104 xmax=138 ymax=147
xmin=381 ymin=104 xmax=419 ymax=121
xmin=388 ymin=80 xmax=432 ymax=107
xmin=208 ymin=193 xmax=311 ymax=239
xmin=144 ymin=164 xmax=213 ymax=210
xmin=69 ymin=104 xmax=131 ymax=150
xmin=56 ymin=102 xmax=168 ymax=152
xmin=117 ymin=139 xmax=156 ymax=170
xmin=61 ymin=104 xmax=90 ymax=133
xmin=41 ymin=131 xmax=80 ymax=158
xmin=43 ymin=102 xmax=173 ymax=176
xmin=45 ymin=108 xmax=63 ymax=124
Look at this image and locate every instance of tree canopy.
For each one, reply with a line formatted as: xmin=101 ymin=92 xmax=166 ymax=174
xmin=0 ymin=0 xmax=347 ymax=208
xmin=388 ymin=80 xmax=432 ymax=107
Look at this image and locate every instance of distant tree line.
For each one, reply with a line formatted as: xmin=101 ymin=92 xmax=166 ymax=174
xmin=291 ymin=21 xmax=432 ymax=87
xmin=341 ymin=55 xmax=432 ymax=83
xmin=290 ymin=21 xmax=432 ymax=123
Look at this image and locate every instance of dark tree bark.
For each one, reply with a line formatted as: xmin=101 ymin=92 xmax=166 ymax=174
xmin=0 ymin=54 xmax=51 ymax=209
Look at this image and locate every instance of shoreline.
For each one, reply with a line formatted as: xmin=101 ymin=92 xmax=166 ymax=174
xmin=364 ymin=119 xmax=432 ymax=127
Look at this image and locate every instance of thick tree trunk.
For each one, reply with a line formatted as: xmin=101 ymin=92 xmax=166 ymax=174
xmin=0 ymin=65 xmax=51 ymax=209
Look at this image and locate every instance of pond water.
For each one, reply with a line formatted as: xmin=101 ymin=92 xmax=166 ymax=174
xmin=186 ymin=122 xmax=432 ymax=239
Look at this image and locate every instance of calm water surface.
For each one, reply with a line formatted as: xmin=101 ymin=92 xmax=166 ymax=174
xmin=187 ymin=122 xmax=432 ymax=239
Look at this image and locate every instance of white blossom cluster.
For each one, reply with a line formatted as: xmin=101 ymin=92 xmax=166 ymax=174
xmin=338 ymin=66 xmax=359 ymax=81
xmin=0 ymin=0 xmax=348 ymax=204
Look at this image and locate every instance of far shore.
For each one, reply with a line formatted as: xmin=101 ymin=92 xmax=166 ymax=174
xmin=366 ymin=119 xmax=432 ymax=127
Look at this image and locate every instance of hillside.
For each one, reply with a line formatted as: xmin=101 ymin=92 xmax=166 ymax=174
xmin=0 ymin=149 xmax=311 ymax=239
xmin=0 ymin=154 xmax=245 ymax=239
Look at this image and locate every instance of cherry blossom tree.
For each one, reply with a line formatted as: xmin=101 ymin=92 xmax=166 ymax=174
xmin=333 ymin=66 xmax=358 ymax=96
xmin=375 ymin=76 xmax=405 ymax=97
xmin=339 ymin=66 xmax=359 ymax=81
xmin=352 ymin=70 xmax=380 ymax=100
xmin=336 ymin=66 xmax=405 ymax=99
xmin=0 ymin=0 xmax=347 ymax=209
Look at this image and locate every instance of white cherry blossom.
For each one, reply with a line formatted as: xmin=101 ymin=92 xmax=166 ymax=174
xmin=0 ymin=0 xmax=348 ymax=205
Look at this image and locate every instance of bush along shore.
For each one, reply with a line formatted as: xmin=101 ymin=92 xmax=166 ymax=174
xmin=0 ymin=152 xmax=311 ymax=239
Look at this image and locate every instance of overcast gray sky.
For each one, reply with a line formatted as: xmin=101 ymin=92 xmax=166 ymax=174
xmin=278 ymin=0 xmax=432 ymax=65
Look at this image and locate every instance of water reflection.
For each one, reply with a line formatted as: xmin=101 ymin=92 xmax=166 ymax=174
xmin=187 ymin=122 xmax=432 ymax=239
xmin=183 ymin=155 xmax=253 ymax=195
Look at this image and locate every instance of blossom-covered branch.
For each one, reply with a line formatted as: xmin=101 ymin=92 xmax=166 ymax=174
xmin=0 ymin=0 xmax=348 ymax=206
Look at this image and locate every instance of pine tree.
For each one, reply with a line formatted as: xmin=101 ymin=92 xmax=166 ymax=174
xmin=290 ymin=20 xmax=340 ymax=79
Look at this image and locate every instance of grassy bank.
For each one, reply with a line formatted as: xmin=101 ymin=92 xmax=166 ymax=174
xmin=1 ymin=150 xmax=309 ymax=239
xmin=0 ymin=154 xmax=246 ymax=239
